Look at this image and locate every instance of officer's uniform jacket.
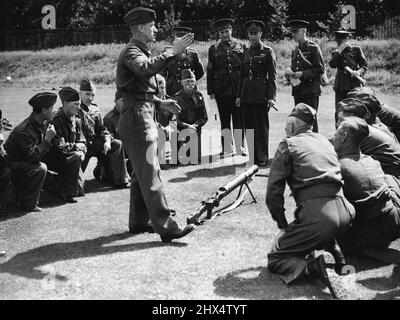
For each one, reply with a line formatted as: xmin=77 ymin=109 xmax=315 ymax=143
xmin=329 ymin=45 xmax=368 ymax=93
xmin=79 ymin=102 xmax=111 ymax=145
xmin=207 ymin=39 xmax=244 ymax=97
xmin=290 ymin=40 xmax=325 ymax=97
xmin=161 ymin=47 xmax=204 ymax=96
xmin=238 ymin=42 xmax=277 ymax=104
xmin=4 ymin=113 xmax=51 ymax=163
xmin=174 ymin=89 xmax=208 ymax=130
xmin=266 ymin=132 xmax=342 ymax=227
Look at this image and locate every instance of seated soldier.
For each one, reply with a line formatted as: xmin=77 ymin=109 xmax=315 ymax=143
xmin=337 ymin=98 xmax=400 ymax=178
xmin=4 ymin=93 xmax=58 ymax=212
xmin=103 ymin=90 xmax=132 ymax=176
xmin=78 ymin=79 xmax=129 ymax=188
xmin=266 ymin=103 xmax=355 ymax=299
xmin=333 ymin=117 xmax=400 ymax=255
xmin=0 ymin=109 xmax=12 ymax=214
xmin=346 ymin=87 xmax=399 ymax=142
xmin=174 ymin=69 xmax=208 ymax=164
xmin=42 ymin=87 xmax=86 ymax=203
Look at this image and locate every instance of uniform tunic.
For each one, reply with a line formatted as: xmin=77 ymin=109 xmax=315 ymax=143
xmin=238 ymin=42 xmax=276 ymax=164
xmin=161 ymin=47 xmax=204 ymax=96
xmin=266 ymin=132 xmax=354 ymax=284
xmin=290 ymin=40 xmax=325 ymax=132
xmin=207 ymin=39 xmax=245 ymax=154
xmin=4 ymin=114 xmax=49 ymax=208
xmin=116 ymin=38 xmax=181 ymax=235
xmin=377 ymin=104 xmax=400 ymax=142
xmin=339 ymin=154 xmax=400 ymax=253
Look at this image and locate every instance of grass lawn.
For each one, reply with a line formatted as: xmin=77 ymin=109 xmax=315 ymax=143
xmin=0 ymin=86 xmax=399 ymax=300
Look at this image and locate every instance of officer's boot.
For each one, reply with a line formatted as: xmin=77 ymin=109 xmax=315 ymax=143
xmin=326 ymin=239 xmax=347 ymax=275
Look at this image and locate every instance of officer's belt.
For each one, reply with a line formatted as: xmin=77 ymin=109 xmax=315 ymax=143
xmin=294 ymin=183 xmax=343 ymax=203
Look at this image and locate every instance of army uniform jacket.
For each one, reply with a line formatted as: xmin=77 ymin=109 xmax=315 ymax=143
xmin=329 ymin=45 xmax=368 ymax=93
xmin=207 ymin=39 xmax=244 ymax=97
xmin=51 ymin=108 xmax=86 ymax=156
xmin=174 ymin=90 xmax=208 ymax=130
xmin=104 ymin=107 xmax=120 ymax=140
xmin=377 ymin=104 xmax=400 ymax=142
xmin=291 ymin=40 xmax=325 ymax=97
xmin=79 ymin=102 xmax=111 ymax=145
xmin=161 ymin=47 xmax=204 ymax=96
xmin=4 ymin=113 xmax=51 ymax=163
xmin=238 ymin=42 xmax=277 ymax=104
xmin=266 ymin=132 xmax=342 ymax=228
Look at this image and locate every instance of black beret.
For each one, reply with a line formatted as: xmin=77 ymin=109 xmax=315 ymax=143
xmin=337 ymin=98 xmax=369 ymax=118
xmin=124 ymin=7 xmax=156 ymax=26
xmin=80 ymin=78 xmax=96 ymax=92
xmin=245 ymin=20 xmax=265 ymax=32
xmin=287 ymin=19 xmax=309 ymax=31
xmin=28 ymin=92 xmax=57 ymax=111
xmin=289 ymin=103 xmax=316 ymax=126
xmin=334 ymin=30 xmax=352 ymax=39
xmin=59 ymin=87 xmax=80 ymax=102
xmin=346 ymin=87 xmax=382 ymax=114
xmin=181 ymin=69 xmax=195 ymax=81
xmin=214 ymin=18 xmax=234 ymax=31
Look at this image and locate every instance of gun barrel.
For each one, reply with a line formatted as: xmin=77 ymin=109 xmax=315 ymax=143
xmin=219 ymin=165 xmax=259 ymax=194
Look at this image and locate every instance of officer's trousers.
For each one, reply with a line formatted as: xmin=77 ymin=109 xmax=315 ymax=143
xmin=268 ymin=184 xmax=354 ymax=284
xmin=118 ymin=97 xmax=180 ymax=235
xmin=243 ymin=103 xmax=269 ymax=165
xmin=216 ymin=95 xmax=245 ymax=154
xmin=82 ymin=137 xmax=129 ymax=186
xmin=294 ymin=95 xmax=319 ymax=132
xmin=0 ymin=166 xmax=11 ymax=206
xmin=10 ymin=161 xmax=47 ymax=209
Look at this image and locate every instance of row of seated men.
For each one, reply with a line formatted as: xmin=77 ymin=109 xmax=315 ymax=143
xmin=265 ymin=92 xmax=400 ymax=299
xmin=0 ymin=73 xmax=208 ymax=214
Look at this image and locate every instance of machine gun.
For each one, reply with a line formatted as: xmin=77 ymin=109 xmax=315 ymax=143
xmin=187 ymin=165 xmax=259 ymax=225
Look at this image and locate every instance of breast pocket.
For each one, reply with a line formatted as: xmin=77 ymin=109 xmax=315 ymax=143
xmin=133 ymin=103 xmax=157 ymax=139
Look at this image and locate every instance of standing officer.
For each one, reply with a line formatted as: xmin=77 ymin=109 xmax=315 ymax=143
xmin=116 ymin=7 xmax=195 ymax=242
xmin=329 ymin=30 xmax=368 ymax=122
xmin=161 ymin=27 xmax=204 ymax=97
xmin=207 ymin=18 xmax=246 ymax=156
xmin=284 ymin=20 xmax=325 ymax=132
xmin=236 ymin=20 xmax=276 ymax=166
xmin=4 ymin=93 xmax=58 ymax=212
xmin=266 ymin=103 xmax=354 ymax=299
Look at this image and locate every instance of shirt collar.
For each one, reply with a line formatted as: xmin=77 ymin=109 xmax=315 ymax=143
xmin=130 ymin=38 xmax=151 ymax=55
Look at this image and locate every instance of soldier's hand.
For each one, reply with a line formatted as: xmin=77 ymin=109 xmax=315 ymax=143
xmin=235 ymin=98 xmax=240 ymax=107
xmin=172 ymin=33 xmax=194 ymax=56
xmin=45 ymin=124 xmax=57 ymax=142
xmin=292 ymin=71 xmax=303 ymax=79
xmin=103 ymin=141 xmax=111 ymax=155
xmin=76 ymin=142 xmax=87 ymax=154
xmin=267 ymin=100 xmax=276 ymax=111
xmin=209 ymin=94 xmax=215 ymax=100
xmin=160 ymin=99 xmax=181 ymax=116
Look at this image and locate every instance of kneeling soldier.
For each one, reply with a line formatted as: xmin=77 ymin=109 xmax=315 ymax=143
xmin=266 ymin=103 xmax=355 ymax=299
xmin=4 ymin=93 xmax=58 ymax=212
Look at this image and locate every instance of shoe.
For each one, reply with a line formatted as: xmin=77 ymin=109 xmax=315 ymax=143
xmin=326 ymin=240 xmax=347 ymax=275
xmin=60 ymin=193 xmax=78 ymax=203
xmin=256 ymin=161 xmax=268 ymax=167
xmin=0 ymin=250 xmax=6 ymax=257
xmin=306 ymin=254 xmax=341 ymax=299
xmin=129 ymin=224 xmax=155 ymax=234
xmin=160 ymin=224 xmax=195 ymax=243
xmin=18 ymin=203 xmax=42 ymax=212
xmin=114 ymin=183 xmax=129 ymax=189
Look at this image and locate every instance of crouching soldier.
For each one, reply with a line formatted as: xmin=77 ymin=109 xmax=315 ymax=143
xmin=4 ymin=93 xmax=58 ymax=212
xmin=266 ymin=103 xmax=355 ymax=299
xmin=174 ymin=69 xmax=208 ymax=164
xmin=0 ymin=109 xmax=12 ymax=214
xmin=43 ymin=87 xmax=86 ymax=203
xmin=78 ymin=79 xmax=129 ymax=188
xmin=333 ymin=117 xmax=400 ymax=255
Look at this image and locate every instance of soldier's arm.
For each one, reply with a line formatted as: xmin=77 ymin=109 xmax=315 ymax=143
xmin=301 ymin=45 xmax=325 ymax=80
xmin=266 ymin=140 xmax=291 ymax=229
xmin=192 ymin=50 xmax=205 ymax=81
xmin=94 ymin=111 xmax=112 ymax=144
xmin=207 ymin=46 xmax=216 ymax=95
xmin=357 ymin=47 xmax=368 ymax=76
xmin=17 ymin=131 xmax=51 ymax=162
xmin=266 ymin=49 xmax=277 ymax=101
xmin=124 ymin=46 xmax=175 ymax=78
xmin=194 ymin=94 xmax=208 ymax=128
xmin=51 ymin=118 xmax=76 ymax=153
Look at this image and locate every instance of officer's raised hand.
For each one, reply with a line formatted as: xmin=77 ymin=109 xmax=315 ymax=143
xmin=45 ymin=124 xmax=57 ymax=142
xmin=160 ymin=99 xmax=182 ymax=116
xmin=103 ymin=140 xmax=112 ymax=155
xmin=172 ymin=33 xmax=194 ymax=56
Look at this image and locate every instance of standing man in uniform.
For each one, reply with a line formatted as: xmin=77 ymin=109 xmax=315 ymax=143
xmin=161 ymin=27 xmax=204 ymax=97
xmin=266 ymin=103 xmax=354 ymax=299
xmin=236 ymin=20 xmax=276 ymax=166
xmin=329 ymin=30 xmax=368 ymax=122
xmin=116 ymin=7 xmax=195 ymax=242
xmin=4 ymin=93 xmax=58 ymax=212
xmin=284 ymin=20 xmax=325 ymax=132
xmin=207 ymin=18 xmax=246 ymax=156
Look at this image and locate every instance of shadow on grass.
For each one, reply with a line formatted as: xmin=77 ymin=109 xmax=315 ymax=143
xmin=213 ymin=266 xmax=332 ymax=300
xmin=0 ymin=232 xmax=186 ymax=281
